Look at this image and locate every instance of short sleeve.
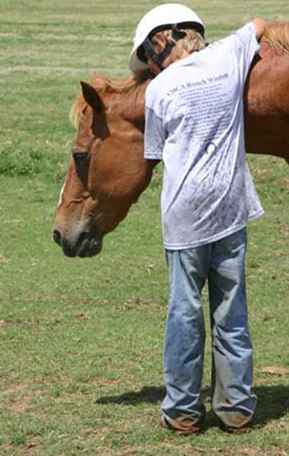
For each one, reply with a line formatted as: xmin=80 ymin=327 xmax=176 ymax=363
xmin=230 ymin=22 xmax=260 ymax=80
xmin=144 ymin=100 xmax=165 ymax=160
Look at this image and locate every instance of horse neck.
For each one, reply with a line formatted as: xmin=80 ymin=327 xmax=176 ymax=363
xmin=121 ymin=78 xmax=150 ymax=132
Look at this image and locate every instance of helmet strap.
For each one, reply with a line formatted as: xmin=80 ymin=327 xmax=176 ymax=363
xmin=142 ymin=23 xmax=197 ymax=72
xmin=143 ymin=36 xmax=178 ymax=72
xmin=137 ymin=21 xmax=205 ymax=71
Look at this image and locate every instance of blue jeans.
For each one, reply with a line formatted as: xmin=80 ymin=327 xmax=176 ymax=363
xmin=162 ymin=228 xmax=257 ymax=429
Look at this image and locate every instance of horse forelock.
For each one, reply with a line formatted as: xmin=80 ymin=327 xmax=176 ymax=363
xmin=69 ymin=94 xmax=86 ymax=129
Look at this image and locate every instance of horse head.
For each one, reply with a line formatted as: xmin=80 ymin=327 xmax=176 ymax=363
xmin=53 ymin=76 xmax=153 ymax=257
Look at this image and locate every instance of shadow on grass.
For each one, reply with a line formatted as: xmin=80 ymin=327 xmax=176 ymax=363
xmin=96 ymin=384 xmax=289 ymax=428
xmin=96 ymin=385 xmax=166 ymax=406
xmin=253 ymin=384 xmax=289 ymax=426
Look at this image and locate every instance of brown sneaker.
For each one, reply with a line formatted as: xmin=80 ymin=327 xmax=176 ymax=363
xmin=160 ymin=414 xmax=203 ymax=435
xmin=217 ymin=412 xmax=254 ymax=434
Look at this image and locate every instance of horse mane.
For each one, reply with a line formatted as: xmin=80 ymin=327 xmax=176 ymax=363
xmin=262 ymin=21 xmax=289 ymax=54
xmin=69 ymin=70 xmax=152 ymax=129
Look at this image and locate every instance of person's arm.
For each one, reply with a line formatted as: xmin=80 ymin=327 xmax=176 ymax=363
xmin=229 ymin=20 xmax=264 ymax=81
xmin=144 ymin=81 xmax=166 ymax=161
xmin=252 ymin=17 xmax=266 ymax=41
xmin=144 ymin=105 xmax=165 ymax=161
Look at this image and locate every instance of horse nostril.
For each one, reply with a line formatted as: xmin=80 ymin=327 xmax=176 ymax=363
xmin=53 ymin=229 xmax=62 ymax=245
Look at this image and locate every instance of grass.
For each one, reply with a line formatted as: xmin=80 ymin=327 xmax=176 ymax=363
xmin=1 ymin=1 xmax=289 ymax=455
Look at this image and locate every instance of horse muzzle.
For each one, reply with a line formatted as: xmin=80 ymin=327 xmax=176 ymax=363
xmin=53 ymin=227 xmax=103 ymax=258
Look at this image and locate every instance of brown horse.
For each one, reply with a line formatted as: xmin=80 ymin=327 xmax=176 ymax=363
xmin=53 ymin=22 xmax=289 ymax=257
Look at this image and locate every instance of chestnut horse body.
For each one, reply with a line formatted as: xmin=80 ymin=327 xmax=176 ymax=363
xmin=53 ymin=23 xmax=289 ymax=257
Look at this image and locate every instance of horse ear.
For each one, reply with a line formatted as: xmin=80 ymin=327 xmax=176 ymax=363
xmin=80 ymin=81 xmax=103 ymax=113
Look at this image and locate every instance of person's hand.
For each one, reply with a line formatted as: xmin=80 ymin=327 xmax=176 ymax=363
xmin=252 ymin=17 xmax=266 ymax=40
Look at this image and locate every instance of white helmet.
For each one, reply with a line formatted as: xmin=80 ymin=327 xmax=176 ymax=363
xmin=129 ymin=3 xmax=205 ymax=73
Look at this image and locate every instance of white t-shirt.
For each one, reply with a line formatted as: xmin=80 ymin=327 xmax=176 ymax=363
xmin=144 ymin=22 xmax=264 ymax=250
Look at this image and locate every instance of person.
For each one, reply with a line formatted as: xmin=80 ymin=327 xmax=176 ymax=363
xmin=129 ymin=4 xmax=266 ymax=434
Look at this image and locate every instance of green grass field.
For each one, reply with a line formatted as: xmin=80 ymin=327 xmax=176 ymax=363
xmin=1 ymin=1 xmax=289 ymax=455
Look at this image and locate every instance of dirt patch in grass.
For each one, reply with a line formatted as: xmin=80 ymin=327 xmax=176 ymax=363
xmin=4 ymin=383 xmax=28 ymax=395
xmin=0 ymin=255 xmax=8 ymax=264
xmin=277 ymin=177 xmax=289 ymax=191
xmin=2 ymin=384 xmax=34 ymax=414
xmin=80 ymin=426 xmax=112 ymax=438
xmin=104 ymin=446 xmax=289 ymax=456
xmin=259 ymin=366 xmax=289 ymax=377
xmin=0 ymin=318 xmax=39 ymax=328
xmin=161 ymin=445 xmax=288 ymax=456
xmin=237 ymin=449 xmax=288 ymax=456
xmin=8 ymin=395 xmax=33 ymax=414
xmin=90 ymin=378 xmax=121 ymax=387
xmin=252 ymin=166 xmax=275 ymax=182
xmin=229 ymin=450 xmax=287 ymax=456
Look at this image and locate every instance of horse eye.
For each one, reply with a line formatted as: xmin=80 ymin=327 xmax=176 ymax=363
xmin=73 ymin=150 xmax=89 ymax=162
xmin=72 ymin=150 xmax=90 ymax=182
